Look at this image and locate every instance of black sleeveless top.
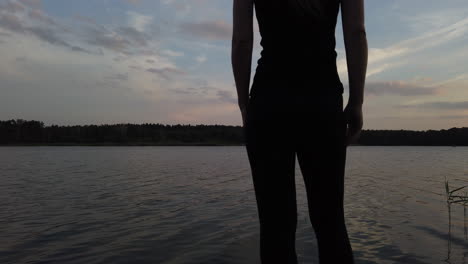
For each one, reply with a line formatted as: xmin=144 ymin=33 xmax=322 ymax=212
xmin=251 ymin=0 xmax=343 ymax=99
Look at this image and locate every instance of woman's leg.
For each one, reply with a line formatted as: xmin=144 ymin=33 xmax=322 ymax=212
xmin=295 ymin=95 xmax=354 ymax=264
xmin=245 ymin=100 xmax=299 ymax=264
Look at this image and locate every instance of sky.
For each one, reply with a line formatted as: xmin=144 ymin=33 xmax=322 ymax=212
xmin=0 ymin=0 xmax=467 ymax=130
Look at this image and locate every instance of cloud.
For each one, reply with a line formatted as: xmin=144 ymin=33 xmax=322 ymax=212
xmin=172 ymin=87 xmax=198 ymax=95
xmin=178 ymin=20 xmax=231 ymax=40
xmin=195 ymin=54 xmax=207 ymax=63
xmin=0 ymin=13 xmax=90 ymax=53
xmin=107 ymin=73 xmax=129 ymax=82
xmin=429 ymin=73 xmax=468 ymax=87
xmin=117 ymin=26 xmax=149 ymax=46
xmin=84 ymin=27 xmax=129 ymax=53
xmin=0 ymin=13 xmax=25 ymax=33
xmin=1 ymin=2 xmax=154 ymax=55
xmin=217 ymin=90 xmax=237 ymax=104
xmin=128 ymin=65 xmax=142 ymax=71
xmin=126 ymin=11 xmax=153 ymax=32
xmin=337 ymin=16 xmax=468 ymax=78
xmin=17 ymin=0 xmax=41 ymax=8
xmin=28 ymin=9 xmax=55 ymax=25
xmin=0 ymin=0 xmax=26 ymax=13
xmin=401 ymin=7 xmax=468 ymax=33
xmin=169 ymin=83 xmax=215 ymax=96
xmin=437 ymin=115 xmax=468 ymax=119
xmin=81 ymin=20 xmax=154 ymax=54
xmin=146 ymin=67 xmax=185 ymax=80
xmin=161 ymin=49 xmax=184 ymax=57
xmin=364 ymin=81 xmax=439 ymax=96
xmin=28 ymin=27 xmax=68 ymax=47
xmin=161 ymin=0 xmax=192 ymax=16
xmin=401 ymin=101 xmax=468 ymax=110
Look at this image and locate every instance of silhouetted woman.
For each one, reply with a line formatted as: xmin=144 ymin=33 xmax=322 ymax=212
xmin=232 ymin=0 xmax=367 ymax=263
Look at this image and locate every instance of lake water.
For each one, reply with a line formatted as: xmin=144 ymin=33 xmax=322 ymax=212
xmin=0 ymin=146 xmax=467 ymax=264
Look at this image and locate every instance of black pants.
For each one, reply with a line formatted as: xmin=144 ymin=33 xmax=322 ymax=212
xmin=244 ymin=90 xmax=354 ymax=264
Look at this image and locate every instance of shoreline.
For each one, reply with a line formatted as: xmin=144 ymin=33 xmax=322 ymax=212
xmin=0 ymin=143 xmax=463 ymax=147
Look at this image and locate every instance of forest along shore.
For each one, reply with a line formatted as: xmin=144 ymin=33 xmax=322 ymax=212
xmin=1 ymin=119 xmax=468 ymax=146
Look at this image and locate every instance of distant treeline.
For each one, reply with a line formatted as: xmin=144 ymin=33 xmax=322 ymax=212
xmin=1 ymin=119 xmax=468 ymax=146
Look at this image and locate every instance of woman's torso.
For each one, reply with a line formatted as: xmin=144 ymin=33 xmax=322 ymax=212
xmin=251 ymin=0 xmax=344 ymax=101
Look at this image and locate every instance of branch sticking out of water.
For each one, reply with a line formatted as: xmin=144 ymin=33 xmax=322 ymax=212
xmin=444 ymin=177 xmax=468 ymax=205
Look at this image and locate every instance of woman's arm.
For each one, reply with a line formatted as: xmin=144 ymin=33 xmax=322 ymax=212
xmin=341 ymin=0 xmax=368 ymax=145
xmin=231 ymin=0 xmax=254 ymax=126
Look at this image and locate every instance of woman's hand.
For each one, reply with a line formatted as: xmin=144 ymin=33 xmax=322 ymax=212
xmin=239 ymin=104 xmax=248 ymax=128
xmin=342 ymin=0 xmax=367 ymax=147
xmin=232 ymin=0 xmax=254 ymax=130
xmin=344 ymin=103 xmax=363 ymax=146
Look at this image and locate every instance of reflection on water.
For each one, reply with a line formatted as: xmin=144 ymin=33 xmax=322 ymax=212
xmin=0 ymin=146 xmax=468 ymax=264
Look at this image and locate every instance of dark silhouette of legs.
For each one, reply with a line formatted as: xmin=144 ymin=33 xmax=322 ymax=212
xmin=296 ymin=98 xmax=354 ymax=263
xmin=245 ymin=93 xmax=354 ymax=264
xmin=245 ymin=103 xmax=299 ymax=263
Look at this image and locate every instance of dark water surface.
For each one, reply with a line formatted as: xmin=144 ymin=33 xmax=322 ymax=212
xmin=0 ymin=146 xmax=467 ymax=264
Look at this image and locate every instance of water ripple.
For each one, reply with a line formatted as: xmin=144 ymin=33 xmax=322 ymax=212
xmin=0 ymin=146 xmax=467 ymax=263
